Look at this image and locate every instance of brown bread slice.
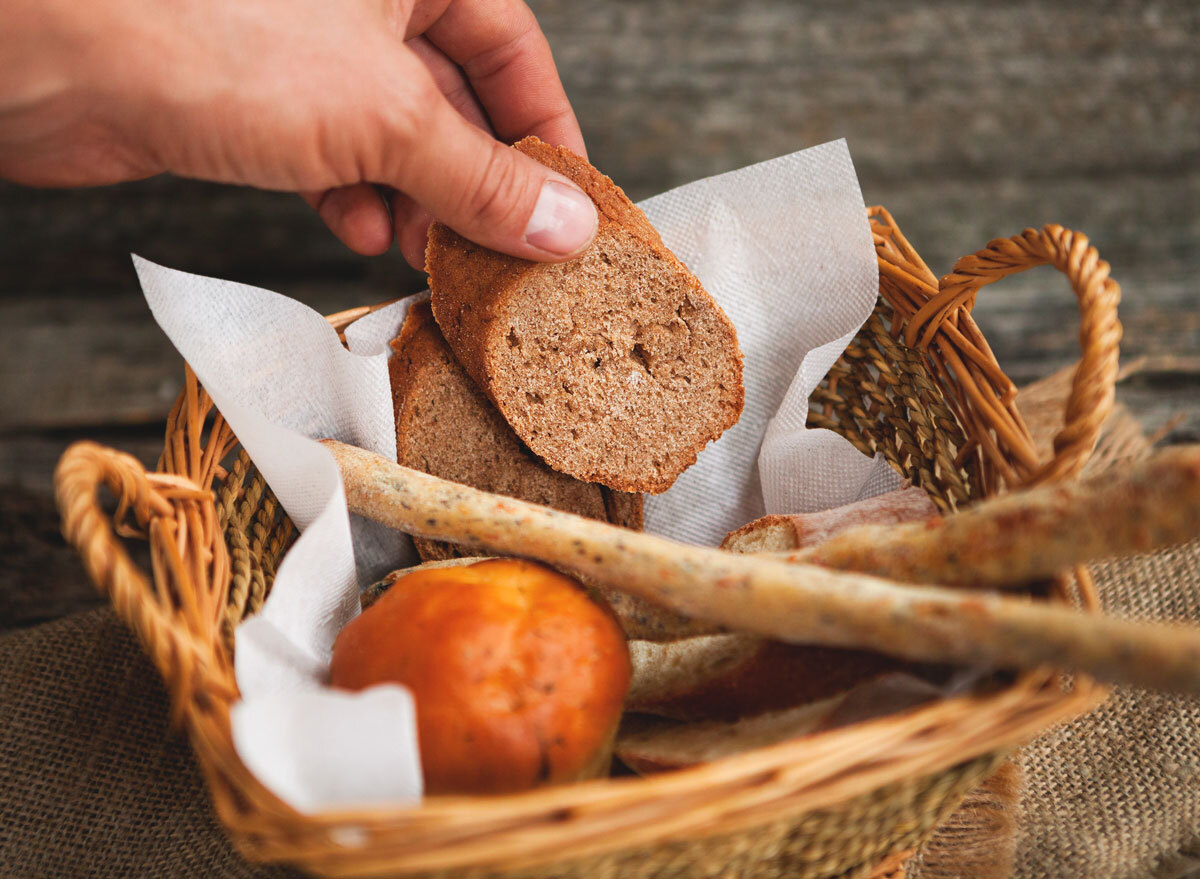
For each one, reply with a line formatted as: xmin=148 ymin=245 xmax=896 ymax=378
xmin=389 ymin=300 xmax=642 ymax=562
xmin=615 ymin=698 xmax=842 ymax=775
xmin=626 ymin=634 xmax=912 ymax=722
xmin=617 ymin=671 xmax=948 ymax=774
xmin=387 ymin=310 xmax=701 ymax=641
xmin=427 ymin=136 xmax=744 ymax=494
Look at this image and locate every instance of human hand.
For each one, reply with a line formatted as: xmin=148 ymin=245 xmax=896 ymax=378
xmin=0 ymin=0 xmax=597 ymax=268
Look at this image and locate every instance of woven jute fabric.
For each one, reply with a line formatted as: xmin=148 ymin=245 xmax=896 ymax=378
xmin=1014 ymin=541 xmax=1200 ymax=879
xmin=904 ymin=543 xmax=1200 ymax=879
xmin=0 ymin=609 xmax=301 ymax=879
xmin=906 ymin=761 xmax=1021 ymax=879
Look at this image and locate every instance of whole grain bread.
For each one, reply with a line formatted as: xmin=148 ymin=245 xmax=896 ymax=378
xmin=389 ymin=300 xmax=642 ymax=562
xmin=615 ymin=698 xmax=842 ymax=775
xmin=617 ymin=671 xmax=950 ymax=775
xmin=626 ymin=634 xmax=916 ymax=722
xmin=427 ymin=136 xmax=744 ymax=494
xmin=387 ymin=303 xmax=697 ymax=640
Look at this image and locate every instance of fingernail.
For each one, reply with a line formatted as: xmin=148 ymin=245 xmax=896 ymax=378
xmin=524 ymin=180 xmax=598 ymax=256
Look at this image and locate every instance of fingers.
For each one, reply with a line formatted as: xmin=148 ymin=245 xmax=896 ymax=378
xmin=390 ymin=192 xmax=434 ymax=270
xmin=367 ymin=55 xmax=596 ymax=262
xmin=405 ymin=36 xmax=492 ymax=134
xmin=301 ymin=184 xmax=393 ymax=256
xmin=304 ymin=38 xmax=484 ymax=259
xmin=306 ymin=21 xmax=595 ymax=263
xmin=424 ymin=0 xmax=585 ymax=156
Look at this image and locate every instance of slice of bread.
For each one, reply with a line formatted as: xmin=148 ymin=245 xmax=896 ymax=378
xmin=617 ymin=670 xmax=948 ymax=774
xmin=389 ymin=300 xmax=642 ymax=562
xmin=615 ymin=697 xmax=843 ymax=774
xmin=427 ymin=136 xmax=744 ymax=494
xmin=627 ymin=634 xmax=909 ymax=722
xmin=720 ymin=485 xmax=937 ymax=554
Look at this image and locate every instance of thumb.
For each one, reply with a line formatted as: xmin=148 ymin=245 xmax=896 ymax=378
xmin=377 ymin=80 xmax=598 ymax=262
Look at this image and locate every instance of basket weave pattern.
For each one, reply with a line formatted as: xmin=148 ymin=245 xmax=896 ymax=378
xmin=54 ymin=208 xmax=1118 ymax=878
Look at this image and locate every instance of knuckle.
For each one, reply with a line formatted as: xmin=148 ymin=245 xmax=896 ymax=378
xmin=461 ymin=142 xmax=534 ymax=234
xmin=465 ymin=19 xmax=539 ymax=82
xmin=364 ymin=77 xmax=434 ymax=184
xmin=379 ymin=79 xmax=430 ymax=152
xmin=305 ymin=117 xmax=357 ymax=188
xmin=382 ymin=0 xmax=416 ymax=33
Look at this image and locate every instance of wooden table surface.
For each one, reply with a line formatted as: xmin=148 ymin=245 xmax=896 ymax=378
xmin=1 ymin=0 xmax=1197 ymax=633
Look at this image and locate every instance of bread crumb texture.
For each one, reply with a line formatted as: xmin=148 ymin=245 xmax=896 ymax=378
xmin=428 ymin=137 xmax=744 ymax=494
xmin=389 ymin=301 xmax=641 ymax=561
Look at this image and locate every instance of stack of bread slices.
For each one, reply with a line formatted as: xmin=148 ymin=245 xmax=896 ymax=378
xmin=391 ymin=136 xmax=744 ymax=642
xmin=389 ymin=137 xmax=945 ymax=775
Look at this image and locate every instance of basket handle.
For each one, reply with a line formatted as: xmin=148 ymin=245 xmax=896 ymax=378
xmin=906 ymin=225 xmax=1122 ymax=485
xmin=54 ymin=441 xmax=234 ymax=720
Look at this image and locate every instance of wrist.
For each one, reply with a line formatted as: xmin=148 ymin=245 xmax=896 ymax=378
xmin=0 ymin=0 xmax=179 ymax=185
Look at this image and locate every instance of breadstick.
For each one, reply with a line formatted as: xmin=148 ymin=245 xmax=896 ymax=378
xmin=362 ymin=555 xmax=717 ymax=641
xmin=325 ymin=439 xmax=1200 ymax=694
xmin=779 ymin=446 xmax=1200 ymax=588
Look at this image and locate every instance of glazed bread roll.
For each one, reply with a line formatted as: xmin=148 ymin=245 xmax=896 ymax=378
xmin=330 ymin=559 xmax=631 ymax=795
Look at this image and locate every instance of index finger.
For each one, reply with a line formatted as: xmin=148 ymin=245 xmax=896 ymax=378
xmin=421 ymin=0 xmax=586 ymax=156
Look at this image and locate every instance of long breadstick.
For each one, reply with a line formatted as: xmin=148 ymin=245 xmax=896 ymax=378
xmin=779 ymin=446 xmax=1200 ymax=588
xmin=325 ymin=439 xmax=1200 ymax=694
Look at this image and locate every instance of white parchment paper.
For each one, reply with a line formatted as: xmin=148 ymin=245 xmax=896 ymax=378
xmin=134 ymin=138 xmax=896 ymax=814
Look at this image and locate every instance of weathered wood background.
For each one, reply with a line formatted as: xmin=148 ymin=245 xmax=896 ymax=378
xmin=1 ymin=0 xmax=1197 ymax=630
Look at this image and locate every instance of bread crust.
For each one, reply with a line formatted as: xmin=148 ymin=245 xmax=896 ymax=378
xmin=721 ymin=486 xmax=938 ymax=554
xmin=615 ymin=698 xmax=841 ymax=774
xmin=427 ymin=137 xmax=744 ymax=494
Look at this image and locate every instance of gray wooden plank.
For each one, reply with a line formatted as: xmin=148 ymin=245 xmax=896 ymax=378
xmin=557 ymin=0 xmax=1200 ymax=184
xmin=0 ymin=295 xmax=183 ymax=431
xmin=0 ymin=282 xmax=398 ymax=431
xmin=0 ymin=428 xmax=162 ymax=632
xmin=0 ymin=1 xmax=1195 ymax=294
xmin=3 ymin=270 xmax=1193 ymax=432
xmin=0 ymin=180 xmax=428 ymax=297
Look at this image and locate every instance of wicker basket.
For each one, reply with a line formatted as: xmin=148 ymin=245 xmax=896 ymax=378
xmin=55 ymin=207 xmax=1120 ymax=879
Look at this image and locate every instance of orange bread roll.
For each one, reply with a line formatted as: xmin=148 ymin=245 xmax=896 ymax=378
xmin=330 ymin=558 xmax=631 ymax=795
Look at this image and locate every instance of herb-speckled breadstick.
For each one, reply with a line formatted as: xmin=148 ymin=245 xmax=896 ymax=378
xmin=326 ymin=439 xmax=1200 ymax=694
xmin=361 ymin=555 xmax=717 ymax=641
xmin=780 ymin=446 xmax=1200 ymax=588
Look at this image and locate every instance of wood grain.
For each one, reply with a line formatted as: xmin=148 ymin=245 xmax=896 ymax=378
xmin=1 ymin=0 xmax=1197 ymax=631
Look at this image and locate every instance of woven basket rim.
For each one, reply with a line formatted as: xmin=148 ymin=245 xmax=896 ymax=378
xmin=53 ymin=205 xmax=1122 ymax=877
